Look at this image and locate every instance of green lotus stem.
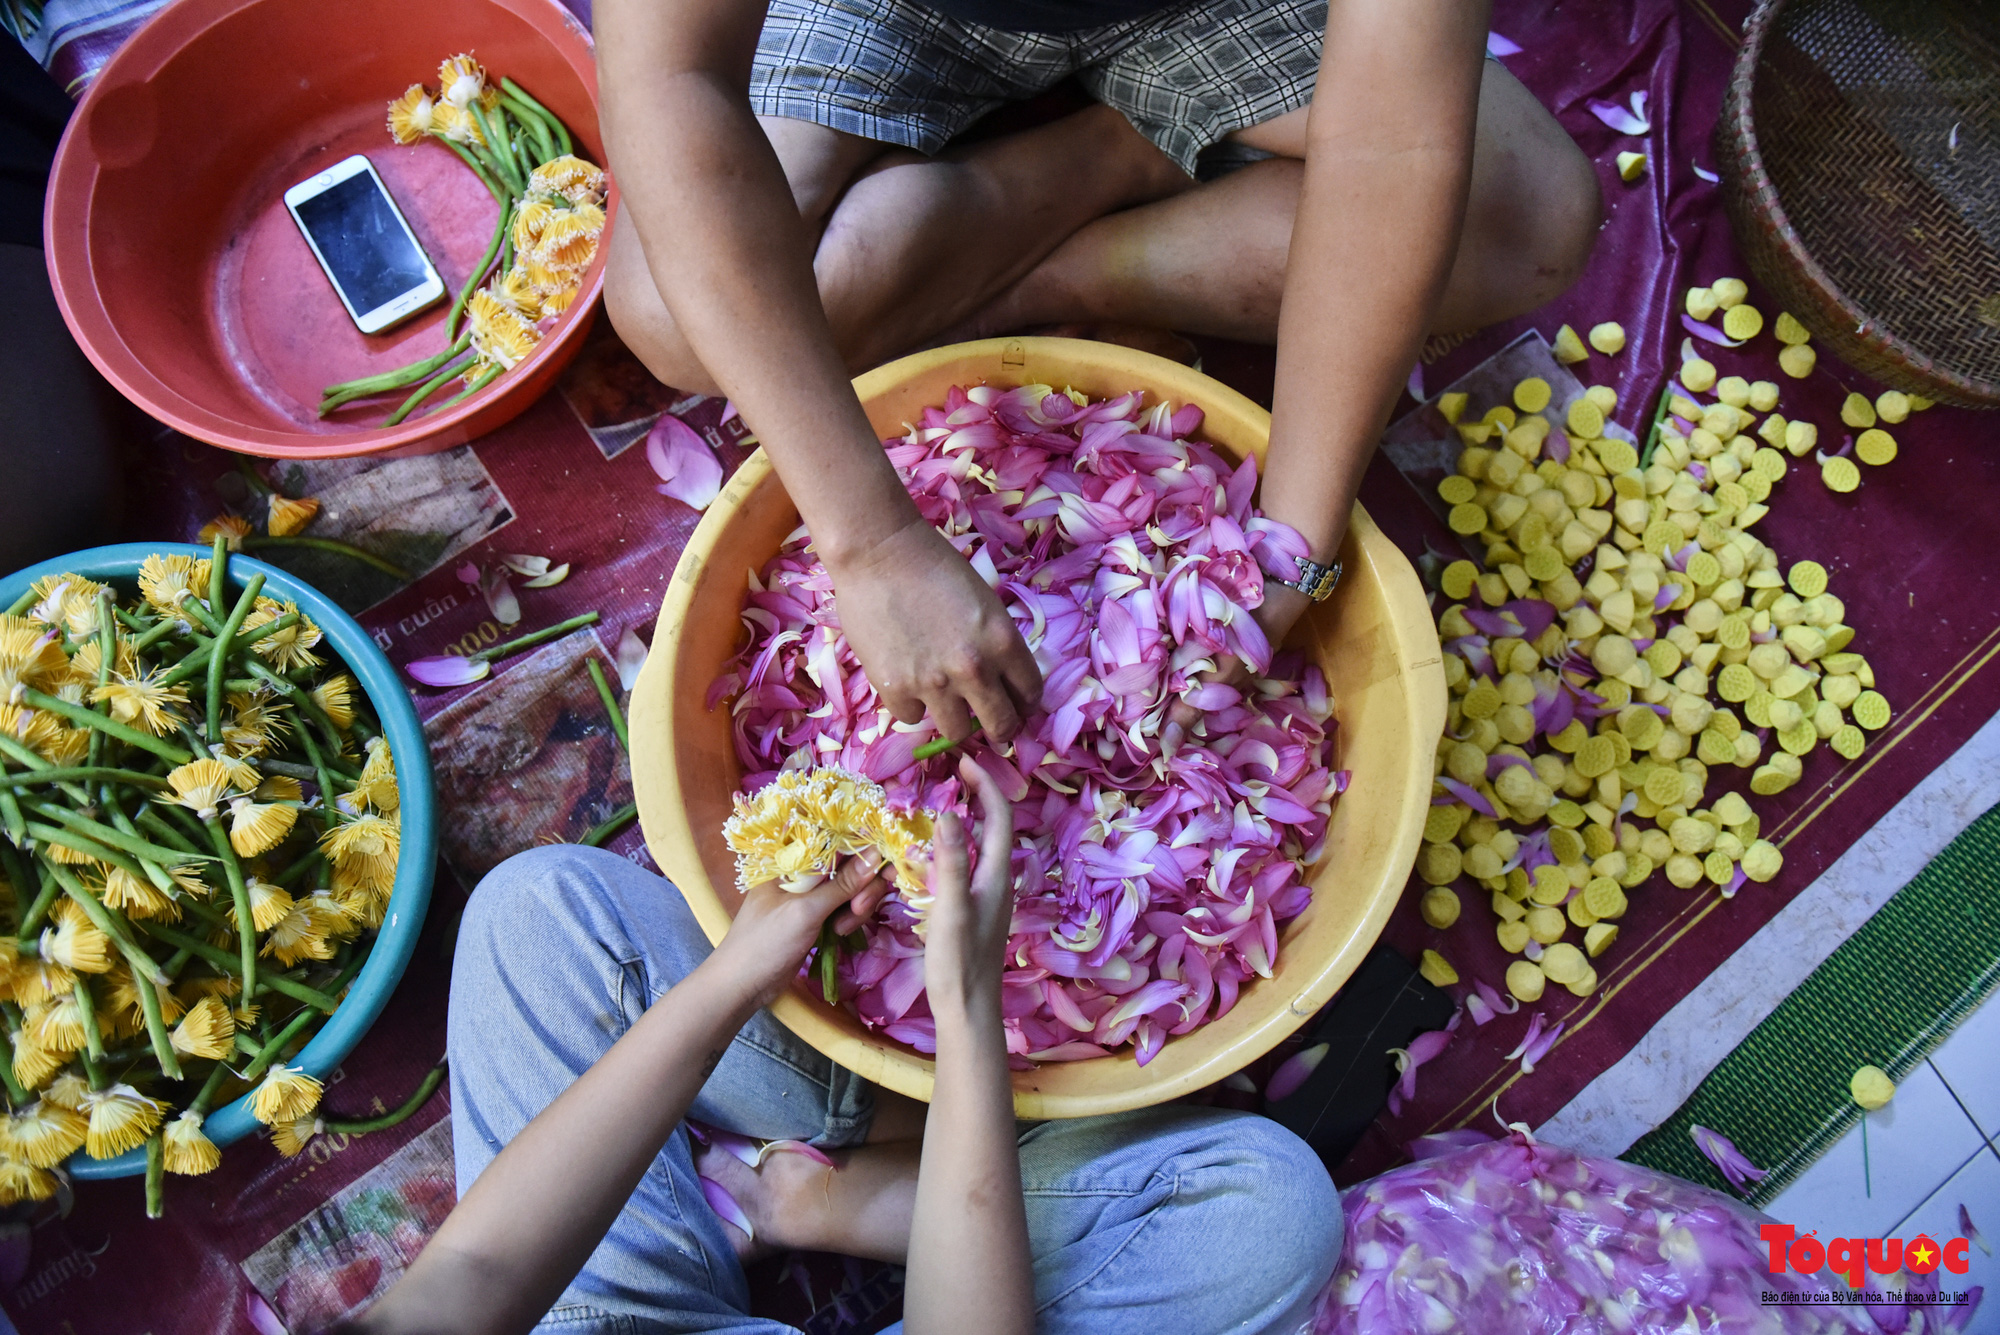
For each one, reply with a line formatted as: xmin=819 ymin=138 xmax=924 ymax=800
xmin=16 ymin=864 xmax=60 ymax=939
xmin=47 ymin=862 xmax=173 ymax=988
xmin=445 ymin=208 xmax=511 ymax=345
xmin=154 ymin=612 xmax=292 ymax=686
xmin=321 ymin=333 xmax=474 ymax=405
xmin=0 ymin=767 xmax=167 ymax=790
xmin=586 ymin=659 xmax=629 ymax=751
xmin=73 ymin=976 xmax=106 ymax=1061
xmin=135 ymin=920 xmax=342 ymax=1013
xmin=274 ymin=848 xmax=324 ymax=888
xmin=134 ymin=807 xmax=200 ymax=856
xmin=912 ymin=736 xmax=961 ymax=761
xmin=295 ymin=724 xmax=343 ymax=836
xmin=203 ymin=817 xmax=257 ymax=1005
xmin=816 ymin=917 xmax=839 ymax=1004
xmin=0 ymin=784 xmax=25 ymax=845
xmin=19 ymin=689 xmax=192 ymax=764
xmin=0 ymin=836 xmax=35 ymax=927
xmin=207 ymin=572 xmax=266 ymax=746
xmin=580 ymin=802 xmax=636 ymax=848
xmin=436 ymin=134 xmax=506 ymax=203
xmin=324 ymin=1057 xmax=448 ymax=1134
xmin=23 ymin=822 xmax=178 ymax=886
xmin=0 ymin=1029 xmax=31 ymax=1106
xmin=428 ymin=362 xmax=503 ymax=415
xmin=132 ymin=617 xmax=183 ymax=658
xmin=26 ymin=801 xmax=204 ymax=868
xmin=3 ymin=589 xmax=34 ymax=617
xmin=239 ymin=538 xmax=411 ymax=581
xmin=132 ymin=967 xmax=183 ymax=1081
xmin=189 ymin=1058 xmax=232 ymax=1116
xmin=237 ymin=1006 xmax=320 ymax=1087
xmin=471 ymin=610 xmax=602 ymax=663
xmin=145 ymin=1132 xmax=165 ymax=1218
xmin=103 ymin=804 xmax=187 ymax=898
xmin=469 ymin=102 xmax=524 ymax=195
xmin=501 ymin=93 xmax=556 ymax=164
xmin=382 ymin=354 xmax=477 ymax=427
xmin=501 ymin=79 xmax=571 ymax=156
xmin=208 ymin=533 xmax=229 ymax=618
xmin=242 ymin=660 xmax=347 ymax=758
xmin=1641 ymin=379 xmax=1677 ymax=469
xmin=88 ymin=590 xmax=115 ymax=770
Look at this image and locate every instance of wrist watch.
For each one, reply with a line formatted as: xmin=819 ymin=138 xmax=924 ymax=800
xmin=1270 ymin=555 xmax=1343 ymax=601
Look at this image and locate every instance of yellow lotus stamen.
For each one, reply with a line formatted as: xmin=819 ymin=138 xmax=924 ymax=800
xmin=332 ymin=876 xmax=389 ymax=929
xmin=82 ymin=1083 xmax=164 ymax=1159
xmin=529 ymin=154 xmax=606 ymax=205
xmin=0 ymin=620 xmax=69 ymax=699
xmin=198 ymin=515 xmax=252 ymax=551
xmin=255 ymin=775 xmax=305 ymax=805
xmin=40 ymin=916 xmax=111 ymax=974
xmin=430 ymin=101 xmax=486 ymax=148
xmin=15 ymin=708 xmax=88 ymax=766
xmin=2 ymin=1101 xmax=88 ymax=1168
xmin=533 ymin=203 xmax=605 ymax=271
xmin=437 ymin=53 xmax=485 ymax=107
xmin=521 ymin=254 xmax=572 ymax=296
xmin=465 ymin=290 xmax=540 ymax=371
xmin=28 ymin=996 xmax=86 ymax=1054
xmin=98 ymin=866 xmax=180 ymax=922
xmin=494 ymin=265 xmax=544 ymax=320
xmin=541 ymin=286 xmax=579 ymax=317
xmin=321 ymin=812 xmax=400 ymax=891
xmin=386 ymin=83 xmax=437 ymax=144
xmin=44 ymin=1072 xmax=89 ymax=1111
xmin=723 ymin=766 xmax=935 ymax=906
xmin=175 ymin=973 xmax=238 ymax=1009
xmin=0 ymin=938 xmax=15 ymax=992
xmin=0 ymin=1156 xmax=59 ymax=1206
xmin=250 ymin=1065 xmax=322 ymax=1126
xmin=266 ymin=494 xmax=320 ymax=537
xmin=169 ymin=996 xmax=235 ymax=1061
xmin=91 ymin=669 xmax=190 ymax=736
xmin=11 ymin=1029 xmax=65 ymax=1089
xmin=227 ymin=797 xmax=297 ymax=858
xmin=310 ymin=675 xmax=356 ymax=730
xmin=136 ymin=554 xmax=210 ymax=613
xmin=512 ymin=196 xmax=558 ymax=252
xmin=24 ymin=574 xmax=110 ymax=640
xmin=10 ymin=957 xmax=76 ymax=1007
xmin=162 ymin=1109 xmax=221 ymax=1175
xmin=355 ymin=737 xmax=398 ymax=812
xmin=165 ymin=757 xmax=240 ymax=820
xmin=236 ymin=877 xmax=293 ymax=935
xmin=104 ymin=960 xmax=184 ymax=1025
xmin=65 ymin=634 xmax=139 ymax=690
xmin=243 ymin=599 xmax=323 ymax=672
xmin=269 ymin=1110 xmax=322 ymax=1158
xmin=261 ymin=898 xmax=337 ymax=967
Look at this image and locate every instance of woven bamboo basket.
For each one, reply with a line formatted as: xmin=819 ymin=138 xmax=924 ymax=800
xmin=1717 ymin=0 xmax=2000 ymax=407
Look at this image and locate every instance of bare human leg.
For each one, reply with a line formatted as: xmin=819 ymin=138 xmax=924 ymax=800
xmin=604 ymin=104 xmax=1190 ymax=396
xmin=958 ymin=60 xmax=1602 ymax=343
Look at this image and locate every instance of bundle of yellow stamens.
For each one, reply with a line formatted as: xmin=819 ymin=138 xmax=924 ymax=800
xmin=0 ymin=541 xmax=420 ymax=1217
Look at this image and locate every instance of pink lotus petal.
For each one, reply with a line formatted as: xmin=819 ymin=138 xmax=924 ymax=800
xmin=246 ymin=1292 xmax=289 ymax=1335
xmin=719 ymin=399 xmax=740 ymax=425
xmin=1682 ymin=313 xmax=1743 ymax=348
xmin=1266 ymin=1041 xmax=1330 ymax=1101
xmin=616 ymin=626 xmax=649 ymax=690
xmin=1405 ymin=362 xmax=1424 ymax=402
xmin=647 ymin=414 xmax=724 ymax=512
xmin=480 ymin=566 xmax=521 ymax=625
xmin=1962 ymin=1203 xmax=1990 ymax=1257
xmin=1690 ymin=1124 xmax=1767 ymax=1193
xmin=1437 ymin=777 xmax=1499 ymax=819
xmin=1692 ymin=161 xmax=1720 ymax=183
xmin=406 ymin=655 xmax=490 ymax=688
xmin=499 ymin=553 xmax=553 ymax=578
xmin=699 ymin=1174 xmax=754 ymax=1240
xmin=1387 ymin=1021 xmax=1457 ymax=1115
xmin=1473 ymin=979 xmax=1520 ymax=1019
xmin=1407 ymin=1128 xmax=1492 ymax=1160
xmin=1586 ymin=96 xmax=1650 ymax=136
xmin=1506 ymin=1013 xmax=1564 ymax=1075
xmin=522 ymin=563 xmax=571 ymax=589
xmin=1719 ymin=863 xmax=1748 ymax=900
xmin=1485 ymin=31 xmax=1522 ymax=57
xmin=456 ymin=561 xmax=481 ymax=587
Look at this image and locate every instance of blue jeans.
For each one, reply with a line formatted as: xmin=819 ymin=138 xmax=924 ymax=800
xmin=449 ymin=846 xmax=1343 ymax=1334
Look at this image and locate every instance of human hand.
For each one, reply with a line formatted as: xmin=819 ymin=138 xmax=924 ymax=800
xmin=827 ymin=517 xmax=1043 ymax=746
xmin=922 ymin=756 xmax=1017 ymax=1026
xmin=710 ymin=853 xmax=895 ymax=1010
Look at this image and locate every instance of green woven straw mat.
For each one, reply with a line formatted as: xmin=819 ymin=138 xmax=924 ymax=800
xmin=1624 ymin=801 xmax=2000 ymax=1206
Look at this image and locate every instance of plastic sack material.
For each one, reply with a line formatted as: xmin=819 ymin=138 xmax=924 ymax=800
xmin=1303 ymin=1130 xmax=1971 ymax=1334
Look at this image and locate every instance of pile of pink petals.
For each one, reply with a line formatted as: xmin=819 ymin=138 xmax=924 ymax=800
xmin=1308 ymin=1131 xmax=1892 ymax=1335
xmin=711 ymin=383 xmax=1345 ymax=1067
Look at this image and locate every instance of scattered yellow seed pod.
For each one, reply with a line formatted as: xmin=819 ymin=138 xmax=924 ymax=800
xmin=1779 ymin=343 xmax=1817 ymax=378
xmin=1910 ymin=394 xmax=1934 ymax=411
xmin=1567 ymin=398 xmax=1607 ymax=440
xmin=1424 ymin=803 xmax=1470 ymax=843
xmin=1741 ymin=839 xmax=1783 ymax=882
xmin=1686 ymin=287 xmax=1720 ymax=321
xmin=1778 ymin=722 xmax=1819 ymax=756
xmin=1526 ymin=906 xmax=1567 ymax=944
xmin=1438 ymin=475 xmax=1478 ymax=506
xmin=1462 ymin=684 xmax=1502 ymax=720
xmin=1830 ymin=724 xmax=1866 ymax=759
xmin=1492 ymin=891 xmax=1526 ymax=922
xmin=1840 ymin=392 xmax=1876 ymax=429
xmin=1642 ymin=766 xmax=1685 ymax=805
xmin=1440 ymin=559 xmax=1479 ymax=602
xmin=1506 ymin=960 xmax=1547 ymax=1002
xmin=1589 ymin=322 xmax=1627 ymax=355
xmin=1583 ymin=877 xmax=1628 ymax=919
xmin=1616 ymin=151 xmax=1647 ymax=181
xmin=1751 ymin=447 xmax=1787 ymax=481
xmin=1421 ymin=886 xmax=1463 ymax=929
xmin=1749 ymin=380 xmax=1781 ymax=413
xmin=1681 ymin=358 xmax=1718 ymax=394
xmin=1419 ymin=949 xmax=1459 ymax=988
xmin=1715 ymin=376 xmax=1751 ymax=408
xmin=1498 ymin=920 xmax=1532 ymax=954
xmin=1856 ymin=429 xmax=1897 ymax=465
xmin=1416 ymin=843 xmax=1463 ymax=887
xmin=1852 ymin=690 xmax=1891 ymax=730
xmin=1875 ymin=391 xmax=1909 ymax=424
xmin=1704 ymin=849 xmax=1736 ymax=885
xmin=1584 ymin=922 xmax=1619 ymax=957
xmin=1774 ymin=311 xmax=1811 ymax=345
xmin=1721 ymin=304 xmax=1764 ymax=341
xmin=1437 ymin=391 xmax=1469 ymax=425
xmin=1850 ymin=1065 xmax=1895 ymax=1110
xmin=1553 ymin=324 xmax=1590 ymax=364
xmin=1540 ymin=942 xmax=1589 ymax=986
xmin=1529 ymin=865 xmax=1569 ymax=905
xmin=1788 ymin=560 xmax=1828 ymax=598
xmin=1784 ymin=420 xmax=1818 ymax=455
xmin=1711 ymin=277 xmax=1749 ymax=308
xmin=1716 ymin=664 xmax=1757 ymax=702
xmin=1449 ymin=501 xmax=1489 ymax=534
xmin=1822 ymin=456 xmax=1861 ymax=493
xmin=1483 ymin=405 xmax=1518 ymax=430
xmin=1596 ymin=439 xmax=1639 ymax=474
xmin=1514 ymin=376 xmax=1553 ymax=414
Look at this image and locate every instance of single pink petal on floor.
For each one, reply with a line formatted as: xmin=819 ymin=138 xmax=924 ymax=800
xmin=1486 ymin=30 xmax=1522 ymax=56
xmin=700 ymin=1175 xmax=755 ymax=1240
xmin=480 ymin=566 xmax=521 ymax=625
xmin=1506 ymin=1012 xmax=1565 ymax=1075
xmin=616 ymin=626 xmax=649 ymax=690
xmin=499 ymin=553 xmax=553 ymax=578
xmin=1692 ymin=161 xmax=1720 ymax=183
xmin=1406 ymin=361 xmax=1424 ymax=402
xmin=406 ymin=655 xmax=490 ymax=687
xmin=245 ymin=1292 xmax=290 ymax=1335
xmin=1265 ymin=1041 xmax=1330 ymax=1101
xmin=1586 ymin=97 xmax=1651 ymax=136
xmin=1961 ymin=1203 xmax=1990 ymax=1256
xmin=1690 ymin=1124 xmax=1768 ymax=1193
xmin=1682 ymin=313 xmax=1744 ymax=347
xmin=648 ymin=414 xmax=725 ymax=511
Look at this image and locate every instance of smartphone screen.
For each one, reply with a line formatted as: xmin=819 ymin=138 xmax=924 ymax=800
xmin=293 ymin=172 xmax=431 ymax=314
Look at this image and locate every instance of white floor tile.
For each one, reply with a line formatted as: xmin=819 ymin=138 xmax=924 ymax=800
xmin=1933 ymin=991 xmax=2000 ymax=1142
xmin=1765 ymin=1063 xmax=1990 ymax=1240
xmin=1888 ymin=1145 xmax=2000 ymax=1335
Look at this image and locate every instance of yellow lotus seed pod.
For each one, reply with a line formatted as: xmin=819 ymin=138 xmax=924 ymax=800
xmin=1420 ymin=887 xmax=1462 ymax=930
xmin=1525 ymin=906 xmax=1567 ymax=944
xmin=1850 ymin=1065 xmax=1895 ymax=1110
xmin=1665 ymin=853 xmax=1704 ymax=887
xmin=1497 ymin=919 xmax=1531 ymax=953
xmin=1438 ymin=391 xmax=1468 ymax=424
xmin=1740 ymin=839 xmax=1783 ymax=882
xmin=1721 ymin=304 xmax=1763 ymax=341
xmin=1584 ymin=922 xmax=1619 ymax=957
xmin=1513 ymin=376 xmax=1552 ymax=413
xmin=1685 ymin=287 xmax=1720 ymax=321
xmin=1711 ymin=277 xmax=1749 ymax=308
xmin=1875 ymin=391 xmax=1909 ymax=424
xmin=1680 ymin=358 xmax=1718 ymax=394
xmin=1419 ymin=949 xmax=1459 ymax=988
xmin=1855 ymin=429 xmax=1897 ymax=466
xmin=1839 ymin=392 xmax=1875 ymax=429
xmin=1425 ymin=803 xmax=1471 ymax=844
xmin=1715 ymin=375 xmax=1751 ymax=408
xmin=1784 ymin=419 xmax=1818 ymax=455
xmin=1440 ymin=559 xmax=1478 ymax=602
xmin=1778 ymin=343 xmax=1816 ymax=378
xmin=1539 ymin=942 xmax=1588 ymax=986
xmin=1822 ymin=456 xmax=1860 ymax=493
xmin=1830 ymin=724 xmax=1865 ymax=759
xmin=1553 ymin=324 xmax=1590 ymax=364
xmin=1506 ymin=960 xmax=1547 ymax=1002
xmin=1748 ymin=380 xmax=1780 ymax=412
xmin=1852 ymin=690 xmax=1891 ymax=730
xmin=1774 ymin=311 xmax=1811 ymax=344
xmin=1566 ymin=398 xmax=1606 ymax=440
xmin=1616 ymin=151 xmax=1647 ymax=181
xmin=1589 ymin=322 xmax=1626 ymax=355
xmin=1787 ymin=560 xmax=1828 ymax=598
xmin=1449 ymin=502 xmax=1489 ymax=534
xmin=1416 ymin=843 xmax=1463 ymax=887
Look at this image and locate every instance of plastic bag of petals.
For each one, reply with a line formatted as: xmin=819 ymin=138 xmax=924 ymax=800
xmin=710 ymin=383 xmax=1348 ymax=1067
xmin=1307 ymin=1131 xmax=1898 ymax=1335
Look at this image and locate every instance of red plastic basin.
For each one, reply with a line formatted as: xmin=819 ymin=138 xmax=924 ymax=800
xmin=44 ymin=0 xmax=610 ymax=458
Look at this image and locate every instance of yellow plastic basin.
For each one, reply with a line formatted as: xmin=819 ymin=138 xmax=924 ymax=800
xmin=629 ymin=337 xmax=1446 ymax=1118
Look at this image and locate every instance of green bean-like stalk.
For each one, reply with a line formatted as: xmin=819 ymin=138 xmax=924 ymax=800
xmin=207 ymin=571 xmax=267 ymax=746
xmin=324 ymin=1057 xmax=448 ymax=1134
xmin=204 ymin=817 xmax=259 ymax=1006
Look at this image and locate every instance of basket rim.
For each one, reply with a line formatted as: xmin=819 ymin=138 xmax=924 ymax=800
xmin=1724 ymin=0 xmax=2000 ymax=403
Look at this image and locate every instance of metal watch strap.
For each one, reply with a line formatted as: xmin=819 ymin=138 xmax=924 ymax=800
xmin=1272 ymin=556 xmax=1342 ymax=602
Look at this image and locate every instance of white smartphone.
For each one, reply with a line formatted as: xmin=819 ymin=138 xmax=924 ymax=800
xmin=284 ymin=154 xmax=446 ymax=335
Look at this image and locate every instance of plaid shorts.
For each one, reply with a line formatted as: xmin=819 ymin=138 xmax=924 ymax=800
xmin=749 ymin=0 xmax=1327 ymax=176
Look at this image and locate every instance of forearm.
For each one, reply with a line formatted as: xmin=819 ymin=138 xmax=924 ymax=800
xmin=597 ymin=1 xmax=920 ymax=568
xmin=1262 ymin=0 xmax=1490 ymax=560
xmin=903 ymin=1004 xmax=1033 ymax=1335
xmin=352 ymin=961 xmax=760 ymax=1335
